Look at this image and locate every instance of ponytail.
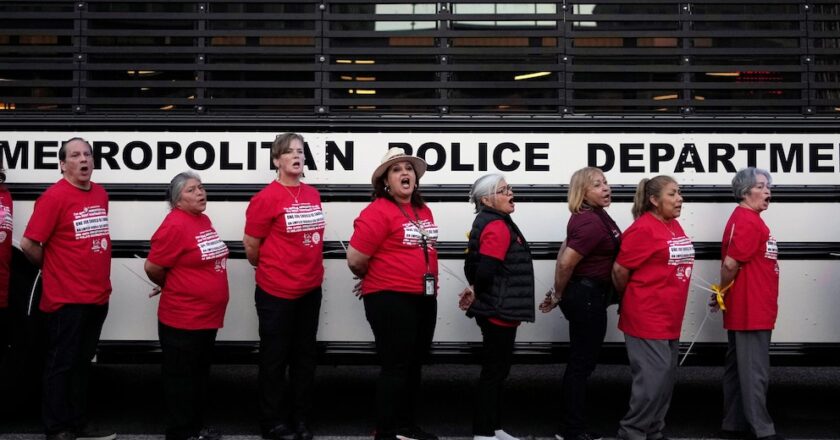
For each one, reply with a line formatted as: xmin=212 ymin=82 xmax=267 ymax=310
xmin=631 ymin=175 xmax=677 ymax=220
xmin=631 ymin=178 xmax=650 ymax=220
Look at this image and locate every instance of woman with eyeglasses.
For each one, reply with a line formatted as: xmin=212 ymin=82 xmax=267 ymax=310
xmin=460 ymin=174 xmax=535 ymax=440
xmin=244 ymin=133 xmax=325 ymax=440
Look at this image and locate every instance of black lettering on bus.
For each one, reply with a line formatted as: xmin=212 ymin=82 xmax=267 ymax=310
xmin=525 ymin=143 xmax=549 ymax=171
xmin=326 ymin=140 xmax=353 ymax=171
xmin=588 ymin=143 xmax=614 ymax=171
xmin=219 ymin=142 xmax=243 ymax=170
xmin=674 ymin=143 xmax=705 ymax=173
xmin=123 ymin=141 xmax=152 ymax=170
xmin=619 ymin=143 xmax=644 ymax=173
xmin=157 ymin=141 xmax=182 ymax=170
xmin=737 ymin=143 xmax=766 ymax=168
xmin=809 ymin=143 xmax=834 ymax=173
xmin=35 ymin=141 xmax=59 ymax=170
xmin=650 ymin=143 xmax=675 ymax=173
xmin=494 ymin=142 xmax=519 ymax=172
xmin=186 ymin=141 xmax=215 ymax=170
xmin=93 ymin=141 xmax=120 ymax=170
xmin=708 ymin=143 xmax=736 ymax=173
xmin=770 ymin=143 xmax=802 ymax=173
xmin=0 ymin=141 xmax=28 ymax=169
xmin=417 ymin=142 xmax=446 ymax=172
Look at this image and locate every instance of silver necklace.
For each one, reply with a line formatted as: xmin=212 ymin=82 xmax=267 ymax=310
xmin=280 ymin=181 xmax=302 ymax=203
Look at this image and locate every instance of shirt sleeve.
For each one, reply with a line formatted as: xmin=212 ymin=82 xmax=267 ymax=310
xmin=23 ymin=193 xmax=60 ymax=243
xmin=725 ymin=218 xmax=761 ymax=262
xmin=565 ymin=215 xmax=604 ymax=257
xmin=350 ymin=203 xmax=390 ymax=256
xmin=244 ymin=191 xmax=274 ymax=239
xmin=616 ymin=223 xmax=657 ymax=270
xmin=148 ymin=220 xmax=184 ymax=268
xmin=479 ymin=220 xmax=511 ymax=260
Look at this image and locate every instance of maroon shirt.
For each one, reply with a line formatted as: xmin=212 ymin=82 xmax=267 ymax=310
xmin=565 ymin=207 xmax=621 ymax=281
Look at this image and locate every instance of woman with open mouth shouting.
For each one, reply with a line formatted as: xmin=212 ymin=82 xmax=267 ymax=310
xmin=347 ymin=148 xmax=439 ymax=440
xmin=716 ymin=168 xmax=783 ymax=440
xmin=459 ymin=174 xmax=534 ymax=440
xmin=244 ymin=133 xmax=326 ymax=440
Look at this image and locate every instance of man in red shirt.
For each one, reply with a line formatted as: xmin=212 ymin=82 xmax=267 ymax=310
xmin=21 ymin=137 xmax=116 ymax=440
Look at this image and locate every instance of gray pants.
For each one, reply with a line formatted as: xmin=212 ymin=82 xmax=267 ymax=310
xmin=722 ymin=330 xmax=775 ymax=438
xmin=618 ymin=335 xmax=679 ymax=440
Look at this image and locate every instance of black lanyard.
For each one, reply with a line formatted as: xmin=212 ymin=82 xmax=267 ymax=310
xmin=396 ymin=202 xmax=432 ymax=273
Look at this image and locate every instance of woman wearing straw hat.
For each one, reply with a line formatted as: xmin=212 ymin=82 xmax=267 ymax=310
xmin=347 ymin=148 xmax=439 ymax=440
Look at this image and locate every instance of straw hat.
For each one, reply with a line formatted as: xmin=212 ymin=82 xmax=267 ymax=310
xmin=370 ymin=148 xmax=427 ymax=185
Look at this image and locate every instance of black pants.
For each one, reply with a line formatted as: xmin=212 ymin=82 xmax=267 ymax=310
xmin=363 ymin=292 xmax=437 ymax=435
xmin=159 ymin=321 xmax=218 ymax=440
xmin=42 ymin=303 xmax=108 ymax=434
xmin=473 ymin=317 xmax=517 ymax=436
xmin=256 ymin=286 xmax=322 ymax=432
xmin=0 ymin=307 xmax=9 ymax=366
xmin=558 ymin=279 xmax=608 ymax=437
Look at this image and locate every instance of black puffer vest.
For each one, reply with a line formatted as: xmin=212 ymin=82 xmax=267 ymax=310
xmin=464 ymin=207 xmax=535 ymax=322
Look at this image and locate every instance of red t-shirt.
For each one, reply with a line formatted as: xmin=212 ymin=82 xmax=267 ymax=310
xmin=350 ymin=198 xmax=439 ymax=295
xmin=565 ymin=207 xmax=621 ymax=281
xmin=479 ymin=219 xmax=520 ymax=328
xmin=24 ymin=179 xmax=112 ymax=313
xmin=245 ymin=181 xmax=325 ymax=299
xmin=721 ymin=206 xmax=779 ymax=331
xmin=617 ymin=212 xmax=694 ymax=340
xmin=149 ymin=208 xmax=230 ymax=330
xmin=0 ymin=188 xmax=12 ymax=308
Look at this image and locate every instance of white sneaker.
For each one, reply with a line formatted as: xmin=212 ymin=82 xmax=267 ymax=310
xmin=495 ymin=430 xmax=520 ymax=440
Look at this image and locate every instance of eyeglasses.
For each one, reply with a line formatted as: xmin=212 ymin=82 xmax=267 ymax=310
xmin=495 ymin=185 xmax=513 ymax=195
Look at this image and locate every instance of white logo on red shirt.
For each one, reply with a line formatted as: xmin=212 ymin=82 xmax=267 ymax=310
xmin=402 ymin=220 xmax=439 ymax=247
xmin=0 ymin=202 xmax=11 ymax=233
xmin=667 ymin=236 xmax=695 ymax=282
xmin=196 ymin=229 xmax=228 ymax=261
xmin=73 ymin=205 xmax=109 ymax=240
xmin=765 ymin=235 xmax=778 ymax=260
xmin=284 ymin=203 xmax=326 ymax=239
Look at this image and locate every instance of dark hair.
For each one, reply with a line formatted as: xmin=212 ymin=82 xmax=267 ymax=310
xmin=59 ymin=137 xmax=92 ymax=162
xmin=372 ymin=166 xmax=425 ymax=208
xmin=631 ymin=175 xmax=677 ymax=220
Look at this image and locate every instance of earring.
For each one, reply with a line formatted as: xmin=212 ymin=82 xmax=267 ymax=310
xmin=385 ymin=184 xmax=391 ymax=192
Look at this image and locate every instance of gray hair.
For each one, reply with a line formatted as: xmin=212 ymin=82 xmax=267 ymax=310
xmin=166 ymin=171 xmax=202 ymax=209
xmin=732 ymin=167 xmax=772 ymax=200
xmin=469 ymin=173 xmax=505 ymax=213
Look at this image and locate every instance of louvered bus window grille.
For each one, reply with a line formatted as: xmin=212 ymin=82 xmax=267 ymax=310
xmin=0 ymin=0 xmax=836 ymax=115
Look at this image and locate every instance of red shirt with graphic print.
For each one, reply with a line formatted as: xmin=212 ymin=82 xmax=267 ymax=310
xmin=0 ymin=188 xmax=12 ymax=308
xmin=617 ymin=212 xmax=694 ymax=340
xmin=721 ymin=206 xmax=779 ymax=331
xmin=245 ymin=181 xmax=325 ymax=299
xmin=24 ymin=179 xmax=112 ymax=313
xmin=350 ymin=198 xmax=438 ymax=296
xmin=149 ymin=208 xmax=229 ymax=330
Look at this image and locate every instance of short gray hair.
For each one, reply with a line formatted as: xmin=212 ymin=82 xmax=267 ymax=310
xmin=731 ymin=167 xmax=772 ymax=201
xmin=469 ymin=173 xmax=505 ymax=213
xmin=166 ymin=171 xmax=202 ymax=209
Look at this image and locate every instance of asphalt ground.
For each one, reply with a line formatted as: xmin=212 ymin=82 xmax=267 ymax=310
xmin=2 ymin=363 xmax=839 ymax=440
